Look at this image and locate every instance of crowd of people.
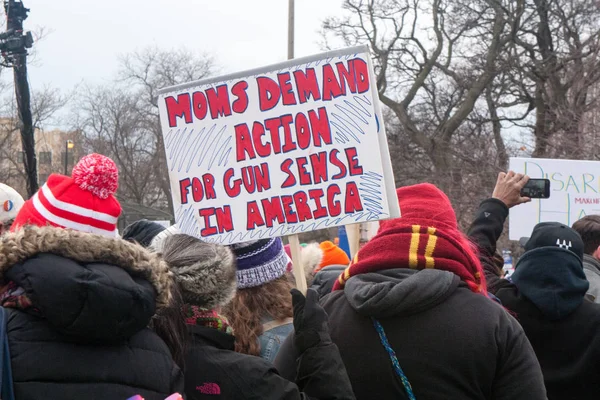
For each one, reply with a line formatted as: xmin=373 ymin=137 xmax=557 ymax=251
xmin=0 ymin=155 xmax=598 ymax=400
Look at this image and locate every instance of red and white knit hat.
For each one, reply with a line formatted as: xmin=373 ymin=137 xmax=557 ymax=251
xmin=11 ymin=154 xmax=121 ymax=237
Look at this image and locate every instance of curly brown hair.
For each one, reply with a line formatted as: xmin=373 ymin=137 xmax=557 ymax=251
xmin=223 ymin=275 xmax=293 ymax=356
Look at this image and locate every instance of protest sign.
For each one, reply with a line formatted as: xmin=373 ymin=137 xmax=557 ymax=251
xmin=157 ymin=45 xmax=399 ymax=245
xmin=509 ymin=157 xmax=600 ymax=239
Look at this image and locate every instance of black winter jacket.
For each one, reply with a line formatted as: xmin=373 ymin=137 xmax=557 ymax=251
xmin=468 ymin=199 xmax=600 ymax=399
xmin=309 ymin=265 xmax=345 ymax=299
xmin=276 ymin=268 xmax=547 ymax=400
xmin=0 ymin=226 xmax=183 ymax=400
xmin=184 ymin=323 xmax=354 ymax=400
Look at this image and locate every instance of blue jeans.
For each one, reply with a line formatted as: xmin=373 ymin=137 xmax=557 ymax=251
xmin=259 ymin=322 xmax=294 ymax=363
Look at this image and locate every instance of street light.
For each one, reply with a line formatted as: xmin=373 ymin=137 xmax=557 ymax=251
xmin=64 ymin=140 xmax=74 ymax=175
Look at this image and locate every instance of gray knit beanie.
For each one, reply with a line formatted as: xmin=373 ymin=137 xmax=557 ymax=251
xmin=160 ymin=234 xmax=237 ymax=309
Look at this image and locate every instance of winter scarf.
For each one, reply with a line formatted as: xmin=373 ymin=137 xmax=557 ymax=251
xmin=183 ymin=304 xmax=233 ymax=335
xmin=333 ymin=184 xmax=486 ymax=295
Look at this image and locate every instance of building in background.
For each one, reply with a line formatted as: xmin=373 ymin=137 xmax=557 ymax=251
xmin=0 ymin=120 xmax=174 ymax=230
xmin=0 ymin=118 xmax=81 ymax=198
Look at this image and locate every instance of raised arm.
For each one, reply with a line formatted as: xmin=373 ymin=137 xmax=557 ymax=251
xmin=468 ymin=171 xmax=530 ymax=293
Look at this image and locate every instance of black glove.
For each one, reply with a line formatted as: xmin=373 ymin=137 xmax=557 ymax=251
xmin=291 ymin=288 xmax=331 ymax=353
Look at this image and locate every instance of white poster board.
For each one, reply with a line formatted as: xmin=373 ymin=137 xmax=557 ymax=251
xmin=509 ymin=157 xmax=600 ymax=240
xmin=157 ymin=45 xmax=399 ymax=245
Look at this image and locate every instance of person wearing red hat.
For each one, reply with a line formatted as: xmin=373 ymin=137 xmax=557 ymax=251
xmin=11 ymin=153 xmax=121 ymax=236
xmin=1 ymin=154 xmax=183 ymax=399
xmin=275 ymin=183 xmax=546 ymax=399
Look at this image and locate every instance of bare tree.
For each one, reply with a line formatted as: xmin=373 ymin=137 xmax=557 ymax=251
xmin=486 ymin=0 xmax=600 ymax=159
xmin=71 ymin=47 xmax=217 ymax=212
xmin=0 ymin=85 xmax=68 ymax=195
xmin=0 ymin=118 xmax=24 ymax=192
xmin=117 ymin=47 xmax=216 ymax=212
xmin=31 ymin=85 xmax=69 ymax=130
xmin=76 ymin=86 xmax=163 ymax=206
xmin=322 ymin=0 xmax=600 ymax=228
xmin=385 ymin=105 xmax=505 ymax=227
xmin=323 ymin=0 xmax=524 ymax=196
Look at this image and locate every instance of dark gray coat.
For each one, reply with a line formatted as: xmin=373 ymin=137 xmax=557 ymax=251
xmin=583 ymin=254 xmax=600 ymax=303
xmin=276 ymin=268 xmax=547 ymax=400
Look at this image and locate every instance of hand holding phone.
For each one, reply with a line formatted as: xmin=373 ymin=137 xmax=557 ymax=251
xmin=492 ymin=171 xmax=533 ymax=208
xmin=520 ymin=178 xmax=550 ymax=199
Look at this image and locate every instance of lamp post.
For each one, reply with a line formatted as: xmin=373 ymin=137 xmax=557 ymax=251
xmin=3 ymin=0 xmax=36 ymax=197
xmin=64 ymin=140 xmax=74 ymax=175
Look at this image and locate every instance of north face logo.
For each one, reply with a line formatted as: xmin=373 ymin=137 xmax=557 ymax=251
xmin=556 ymin=239 xmax=572 ymax=250
xmin=197 ymin=382 xmax=221 ymax=395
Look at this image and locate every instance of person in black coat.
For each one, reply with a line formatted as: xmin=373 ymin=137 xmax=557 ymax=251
xmin=2 ymin=153 xmax=183 ymax=399
xmin=160 ymin=234 xmax=355 ymax=400
xmin=468 ymin=171 xmax=600 ymax=399
xmin=309 ymin=265 xmax=346 ymax=299
xmin=275 ymin=183 xmax=547 ymax=400
xmin=0 ymin=226 xmax=183 ymax=399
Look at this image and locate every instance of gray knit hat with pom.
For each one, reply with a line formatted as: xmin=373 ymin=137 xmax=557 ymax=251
xmin=160 ymin=234 xmax=237 ymax=309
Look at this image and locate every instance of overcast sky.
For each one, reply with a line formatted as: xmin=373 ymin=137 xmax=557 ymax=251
xmin=24 ymin=0 xmax=345 ymax=91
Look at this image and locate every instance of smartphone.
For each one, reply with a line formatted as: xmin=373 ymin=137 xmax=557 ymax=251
xmin=521 ymin=178 xmax=550 ymax=198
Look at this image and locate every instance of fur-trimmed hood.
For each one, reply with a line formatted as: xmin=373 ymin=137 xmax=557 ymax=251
xmin=0 ymin=226 xmax=172 ymax=310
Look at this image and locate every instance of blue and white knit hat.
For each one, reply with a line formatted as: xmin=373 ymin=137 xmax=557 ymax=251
xmin=229 ymin=238 xmax=288 ymax=288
